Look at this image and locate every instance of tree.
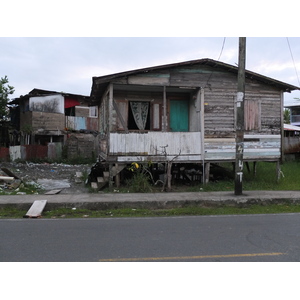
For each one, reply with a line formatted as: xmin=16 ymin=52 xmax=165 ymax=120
xmin=284 ymin=108 xmax=291 ymax=124
xmin=0 ymin=76 xmax=15 ymax=121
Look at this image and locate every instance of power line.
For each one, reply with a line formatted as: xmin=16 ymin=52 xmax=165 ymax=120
xmin=205 ymin=37 xmax=227 ymax=88
xmin=217 ymin=37 xmax=226 ymax=61
xmin=286 ymin=37 xmax=300 ymax=86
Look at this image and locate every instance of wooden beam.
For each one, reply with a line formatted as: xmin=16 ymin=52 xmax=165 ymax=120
xmin=204 ymin=162 xmax=210 ymax=184
xmin=163 ymin=86 xmax=167 ymax=132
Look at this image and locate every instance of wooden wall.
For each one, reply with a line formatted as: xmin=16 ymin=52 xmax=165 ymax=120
xmin=97 ymin=63 xmax=283 ymax=163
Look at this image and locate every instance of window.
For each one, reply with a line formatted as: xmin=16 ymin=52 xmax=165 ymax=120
xmin=128 ymin=101 xmax=150 ymax=130
xmin=89 ymin=106 xmax=98 ymax=118
xmin=244 ymin=99 xmax=261 ymax=131
xmin=115 ymin=100 xmax=161 ymax=131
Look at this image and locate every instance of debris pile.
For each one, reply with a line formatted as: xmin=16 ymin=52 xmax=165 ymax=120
xmin=0 ymin=167 xmax=23 ymax=193
xmin=0 ymin=162 xmax=90 ymax=195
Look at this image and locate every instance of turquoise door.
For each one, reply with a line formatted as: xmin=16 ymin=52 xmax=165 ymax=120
xmin=170 ymin=100 xmax=189 ymax=132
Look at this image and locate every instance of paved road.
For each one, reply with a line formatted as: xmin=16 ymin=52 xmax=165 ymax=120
xmin=1 ymin=213 xmax=300 ymax=262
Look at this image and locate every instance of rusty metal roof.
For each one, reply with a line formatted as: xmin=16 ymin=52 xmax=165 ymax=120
xmin=12 ymin=88 xmax=90 ymax=104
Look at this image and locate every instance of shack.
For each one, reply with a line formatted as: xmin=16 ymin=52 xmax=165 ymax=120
xmin=10 ymin=89 xmax=99 ymax=160
xmin=90 ymin=58 xmax=299 ymax=186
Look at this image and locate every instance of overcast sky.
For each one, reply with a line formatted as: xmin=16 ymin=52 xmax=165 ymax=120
xmin=1 ymin=2 xmax=300 ymax=106
xmin=1 ymin=37 xmax=300 ymax=105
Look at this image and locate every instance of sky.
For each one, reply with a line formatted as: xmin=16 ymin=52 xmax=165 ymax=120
xmin=1 ymin=37 xmax=300 ymax=106
xmin=1 ymin=1 xmax=300 ymax=107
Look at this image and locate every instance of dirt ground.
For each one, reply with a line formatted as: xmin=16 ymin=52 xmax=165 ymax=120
xmin=0 ymin=162 xmax=92 ymax=194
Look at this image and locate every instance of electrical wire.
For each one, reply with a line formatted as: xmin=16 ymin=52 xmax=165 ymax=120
xmin=205 ymin=37 xmax=227 ymax=88
xmin=286 ymin=37 xmax=300 ymax=86
xmin=217 ymin=37 xmax=226 ymax=61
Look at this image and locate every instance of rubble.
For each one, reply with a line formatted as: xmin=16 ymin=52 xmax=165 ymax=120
xmin=0 ymin=162 xmax=90 ymax=194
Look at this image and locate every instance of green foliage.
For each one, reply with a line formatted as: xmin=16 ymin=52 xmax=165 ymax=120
xmin=125 ymin=162 xmax=153 ymax=193
xmin=183 ymin=161 xmax=300 ymax=192
xmin=284 ymin=108 xmax=291 ymax=124
xmin=0 ymin=76 xmax=15 ymax=121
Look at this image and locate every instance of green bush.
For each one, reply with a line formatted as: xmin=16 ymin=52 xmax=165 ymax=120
xmin=125 ymin=163 xmax=153 ymax=193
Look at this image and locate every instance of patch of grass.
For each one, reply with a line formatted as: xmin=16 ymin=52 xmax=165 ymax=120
xmin=0 ymin=207 xmax=27 ymax=218
xmin=175 ymin=161 xmax=300 ymax=192
xmin=2 ymin=203 xmax=300 ymax=219
xmin=124 ymin=171 xmax=153 ymax=193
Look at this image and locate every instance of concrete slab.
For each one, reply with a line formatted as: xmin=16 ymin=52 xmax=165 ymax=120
xmin=37 ymin=179 xmax=71 ymax=190
xmin=23 ymin=200 xmax=47 ymax=218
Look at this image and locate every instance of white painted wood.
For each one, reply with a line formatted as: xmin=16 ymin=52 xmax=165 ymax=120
xmin=0 ymin=176 xmax=14 ymax=181
xmin=110 ymin=132 xmax=202 ymax=156
xmin=24 ymin=200 xmax=47 ymax=218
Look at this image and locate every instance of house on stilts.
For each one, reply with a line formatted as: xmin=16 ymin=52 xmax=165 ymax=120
xmin=89 ymin=58 xmax=300 ymax=188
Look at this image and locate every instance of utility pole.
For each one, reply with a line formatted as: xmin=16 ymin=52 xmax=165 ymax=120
xmin=235 ymin=37 xmax=246 ymax=195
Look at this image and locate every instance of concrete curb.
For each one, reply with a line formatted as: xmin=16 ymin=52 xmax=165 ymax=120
xmin=1 ymin=190 xmax=300 ymax=210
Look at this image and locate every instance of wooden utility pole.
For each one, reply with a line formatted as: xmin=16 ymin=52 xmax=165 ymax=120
xmin=235 ymin=37 xmax=246 ymax=195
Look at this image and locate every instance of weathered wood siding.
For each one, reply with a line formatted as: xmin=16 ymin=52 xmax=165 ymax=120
xmin=110 ymin=65 xmax=282 ymax=137
xmin=97 ymin=63 xmax=283 ymax=163
xmin=109 ymin=132 xmax=202 ymax=162
xmin=284 ymin=136 xmax=300 ymax=154
xmin=204 ymin=135 xmax=281 ymax=161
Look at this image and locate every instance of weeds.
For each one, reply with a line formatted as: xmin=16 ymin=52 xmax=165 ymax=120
xmin=124 ymin=162 xmax=153 ymax=193
xmin=2 ymin=203 xmax=300 ymax=219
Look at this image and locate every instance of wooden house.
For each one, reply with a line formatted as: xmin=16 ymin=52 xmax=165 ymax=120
xmin=11 ymin=89 xmax=99 ymax=160
xmin=90 ymin=58 xmax=299 ymax=185
xmin=283 ymin=123 xmax=300 ymax=156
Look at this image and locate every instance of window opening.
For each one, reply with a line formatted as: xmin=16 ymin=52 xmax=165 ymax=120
xmin=128 ymin=101 xmax=150 ymax=130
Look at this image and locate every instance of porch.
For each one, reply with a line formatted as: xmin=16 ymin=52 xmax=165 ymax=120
xmin=108 ymin=131 xmax=203 ymax=163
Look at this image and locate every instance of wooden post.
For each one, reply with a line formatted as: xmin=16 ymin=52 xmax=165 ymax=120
xmin=167 ymin=161 xmax=172 ymax=192
xmin=253 ymin=161 xmax=257 ymax=176
xmin=115 ymin=163 xmax=120 ymax=188
xmin=276 ymin=160 xmax=281 ymax=183
xmin=204 ymin=162 xmax=210 ymax=184
xmin=109 ymin=163 xmax=113 ymax=191
xmin=163 ymin=86 xmax=167 ymax=132
xmin=235 ymin=37 xmax=246 ymax=195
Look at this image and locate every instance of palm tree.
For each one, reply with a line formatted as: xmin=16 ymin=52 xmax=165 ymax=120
xmin=284 ymin=108 xmax=291 ymax=124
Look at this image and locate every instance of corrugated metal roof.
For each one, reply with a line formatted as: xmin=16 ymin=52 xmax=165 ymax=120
xmin=284 ymin=124 xmax=300 ymax=131
xmin=90 ymin=58 xmax=300 ymax=103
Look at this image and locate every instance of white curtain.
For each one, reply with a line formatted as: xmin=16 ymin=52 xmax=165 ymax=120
xmin=130 ymin=102 xmax=149 ymax=130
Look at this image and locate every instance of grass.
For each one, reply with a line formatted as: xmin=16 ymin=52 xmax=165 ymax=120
xmin=2 ymin=203 xmax=300 ymax=219
xmin=1 ymin=161 xmax=300 ymax=218
xmin=103 ymin=161 xmax=300 ymax=193
xmin=182 ymin=161 xmax=300 ymax=192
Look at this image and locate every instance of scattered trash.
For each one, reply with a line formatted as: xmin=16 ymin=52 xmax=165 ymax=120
xmin=37 ymin=179 xmax=71 ymax=190
xmin=1 ymin=167 xmax=20 ymax=179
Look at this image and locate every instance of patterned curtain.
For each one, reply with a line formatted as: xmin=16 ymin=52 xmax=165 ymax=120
xmin=130 ymin=102 xmax=149 ymax=130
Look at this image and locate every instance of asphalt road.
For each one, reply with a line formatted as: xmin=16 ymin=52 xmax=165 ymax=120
xmin=1 ymin=213 xmax=300 ymax=262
